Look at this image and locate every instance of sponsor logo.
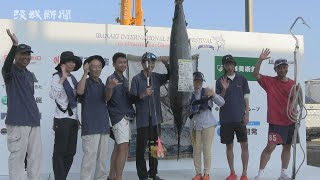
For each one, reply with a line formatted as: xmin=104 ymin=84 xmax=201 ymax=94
xmin=34 ymin=85 xmax=43 ymax=89
xmin=1 ymin=96 xmax=7 ymax=105
xmin=216 ymin=65 xmax=224 ymax=72
xmin=2 ymin=55 xmax=42 ymax=64
xmin=29 ymin=56 xmax=42 ymax=64
xmin=1 ymin=113 xmax=6 ymax=120
xmin=53 ymin=56 xmax=60 ymax=64
xmin=0 ymin=128 xmax=7 ymax=135
xmin=13 ymin=9 xmax=72 ymax=21
xmin=215 ymin=56 xmax=259 ymax=81
xmin=198 ymin=44 xmax=214 ymax=50
xmin=36 ymin=97 xmax=42 ymax=103
xmin=216 ymin=121 xmax=261 ymax=136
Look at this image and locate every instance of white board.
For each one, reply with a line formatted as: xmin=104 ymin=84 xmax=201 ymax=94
xmin=0 ymin=19 xmax=306 ymax=175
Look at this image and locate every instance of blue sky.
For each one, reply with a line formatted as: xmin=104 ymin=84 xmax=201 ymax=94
xmin=0 ymin=0 xmax=318 ymax=80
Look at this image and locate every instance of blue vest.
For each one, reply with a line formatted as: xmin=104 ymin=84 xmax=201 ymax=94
xmin=53 ymin=72 xmax=78 ymax=116
xmin=191 ymin=88 xmax=211 ymax=114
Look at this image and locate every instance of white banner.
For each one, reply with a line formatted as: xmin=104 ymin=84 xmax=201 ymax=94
xmin=0 ymin=19 xmax=306 ymax=175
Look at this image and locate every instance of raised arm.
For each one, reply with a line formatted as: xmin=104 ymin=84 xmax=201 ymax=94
xmin=2 ymin=29 xmax=19 ymax=81
xmin=76 ymin=63 xmax=89 ymax=95
xmin=105 ymin=77 xmax=120 ymax=102
xmin=159 ymin=56 xmax=170 ymax=85
xmin=252 ymin=48 xmax=271 ymax=81
xmin=205 ymin=87 xmax=225 ymax=107
xmin=49 ymin=65 xmax=68 ymax=100
xmin=219 ymin=77 xmax=230 ymax=97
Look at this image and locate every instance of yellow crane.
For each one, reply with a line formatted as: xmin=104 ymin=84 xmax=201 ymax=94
xmin=116 ymin=0 xmax=143 ymax=26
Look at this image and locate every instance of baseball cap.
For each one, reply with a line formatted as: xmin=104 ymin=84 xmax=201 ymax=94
xmin=274 ymin=58 xmax=288 ymax=68
xmin=141 ymin=52 xmax=157 ymax=62
xmin=222 ymin=54 xmax=236 ymax=65
xmin=193 ymin=71 xmax=205 ymax=81
xmin=15 ymin=44 xmax=33 ymax=54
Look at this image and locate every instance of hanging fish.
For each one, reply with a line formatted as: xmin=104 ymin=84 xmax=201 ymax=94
xmin=169 ymin=0 xmax=193 ymax=159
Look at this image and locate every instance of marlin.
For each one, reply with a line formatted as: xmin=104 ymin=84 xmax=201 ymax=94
xmin=169 ymin=0 xmax=193 ymax=159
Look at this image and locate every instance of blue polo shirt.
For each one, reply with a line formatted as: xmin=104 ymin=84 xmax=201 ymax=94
xmin=80 ymin=77 xmax=110 ymax=136
xmin=107 ymin=72 xmax=135 ymax=126
xmin=130 ymin=70 xmax=168 ymax=128
xmin=1 ymin=46 xmax=40 ymax=126
xmin=216 ymin=73 xmax=250 ymax=123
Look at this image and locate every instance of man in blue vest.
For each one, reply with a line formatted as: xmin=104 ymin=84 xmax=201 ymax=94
xmin=2 ymin=29 xmax=41 ymax=180
xmin=77 ymin=55 xmax=110 ymax=180
xmin=190 ymin=71 xmax=225 ymax=180
xmin=49 ymin=51 xmax=82 ymax=180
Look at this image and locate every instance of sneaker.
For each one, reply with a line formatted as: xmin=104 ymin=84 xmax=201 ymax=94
xmin=253 ymin=176 xmax=262 ymax=180
xmin=240 ymin=175 xmax=248 ymax=180
xmin=192 ymin=174 xmax=202 ymax=180
xmin=278 ymin=173 xmax=292 ymax=180
xmin=226 ymin=173 xmax=237 ymax=180
xmin=202 ymin=175 xmax=210 ymax=180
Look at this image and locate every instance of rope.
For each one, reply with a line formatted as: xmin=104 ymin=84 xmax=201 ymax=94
xmin=287 ymin=16 xmax=310 ymax=179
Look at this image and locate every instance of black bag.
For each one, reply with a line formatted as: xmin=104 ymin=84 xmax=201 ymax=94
xmin=110 ymin=127 xmax=115 ymax=140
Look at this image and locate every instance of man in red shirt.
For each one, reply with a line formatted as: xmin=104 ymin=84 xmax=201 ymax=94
xmin=252 ymin=48 xmax=295 ymax=180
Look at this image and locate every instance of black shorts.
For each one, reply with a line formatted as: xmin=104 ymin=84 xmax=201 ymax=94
xmin=220 ymin=122 xmax=248 ymax=144
xmin=268 ymin=123 xmax=298 ymax=145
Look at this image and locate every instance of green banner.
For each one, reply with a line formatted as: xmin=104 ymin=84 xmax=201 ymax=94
xmin=215 ymin=56 xmax=259 ymax=81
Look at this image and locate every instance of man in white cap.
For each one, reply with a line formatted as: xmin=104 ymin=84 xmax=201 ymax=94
xmin=253 ymin=48 xmax=296 ymax=180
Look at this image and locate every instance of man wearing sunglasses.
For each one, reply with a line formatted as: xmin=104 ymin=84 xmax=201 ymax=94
xmin=130 ymin=52 xmax=169 ymax=180
xmin=253 ymin=49 xmax=296 ymax=180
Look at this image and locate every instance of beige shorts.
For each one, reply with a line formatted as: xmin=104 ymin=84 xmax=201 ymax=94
xmin=112 ymin=118 xmax=131 ymax=144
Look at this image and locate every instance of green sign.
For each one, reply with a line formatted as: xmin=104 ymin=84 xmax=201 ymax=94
xmin=1 ymin=96 xmax=7 ymax=105
xmin=215 ymin=56 xmax=259 ymax=81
